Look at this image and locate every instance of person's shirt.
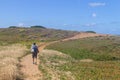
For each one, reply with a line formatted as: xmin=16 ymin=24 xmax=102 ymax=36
xmin=31 ymin=45 xmax=39 ymax=53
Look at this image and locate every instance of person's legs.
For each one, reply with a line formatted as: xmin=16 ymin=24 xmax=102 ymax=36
xmin=35 ymin=53 xmax=37 ymax=64
xmin=34 ymin=58 xmax=37 ymax=64
xmin=32 ymin=52 xmax=35 ymax=64
xmin=33 ymin=57 xmax=34 ymax=64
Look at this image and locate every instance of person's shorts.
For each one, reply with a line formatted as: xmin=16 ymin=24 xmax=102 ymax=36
xmin=32 ymin=52 xmax=37 ymax=58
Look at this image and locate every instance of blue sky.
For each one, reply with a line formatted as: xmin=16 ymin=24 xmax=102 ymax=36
xmin=0 ymin=0 xmax=120 ymax=34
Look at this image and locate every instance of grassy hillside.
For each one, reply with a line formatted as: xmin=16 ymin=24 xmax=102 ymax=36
xmin=42 ymin=36 xmax=120 ymax=80
xmin=46 ymin=36 xmax=120 ymax=61
xmin=0 ymin=28 xmax=79 ymax=45
xmin=39 ymin=50 xmax=120 ymax=80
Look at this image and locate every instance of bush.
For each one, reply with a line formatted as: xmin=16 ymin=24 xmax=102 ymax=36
xmin=85 ymin=31 xmax=96 ymax=33
xmin=9 ymin=26 xmax=18 ymax=28
xmin=30 ymin=25 xmax=46 ymax=29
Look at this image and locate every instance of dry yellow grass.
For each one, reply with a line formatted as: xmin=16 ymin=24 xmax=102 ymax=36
xmin=0 ymin=44 xmax=27 ymax=80
xmin=0 ymin=44 xmax=27 ymax=58
xmin=0 ymin=65 xmax=18 ymax=80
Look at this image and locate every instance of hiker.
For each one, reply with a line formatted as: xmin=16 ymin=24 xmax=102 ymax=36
xmin=31 ymin=43 xmax=39 ymax=64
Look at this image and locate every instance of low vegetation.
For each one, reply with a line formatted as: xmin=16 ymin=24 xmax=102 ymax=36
xmin=43 ymin=36 xmax=120 ymax=80
xmin=46 ymin=36 xmax=120 ymax=61
xmin=0 ymin=44 xmax=28 ymax=80
xmin=39 ymin=50 xmax=120 ymax=80
xmin=0 ymin=28 xmax=79 ymax=43
xmin=1 ymin=27 xmax=120 ymax=80
xmin=30 ymin=25 xmax=46 ymax=29
xmin=85 ymin=31 xmax=96 ymax=33
xmin=39 ymin=50 xmax=75 ymax=80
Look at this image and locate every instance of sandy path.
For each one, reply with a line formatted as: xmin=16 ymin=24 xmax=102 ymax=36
xmin=20 ymin=55 xmax=41 ymax=80
xmin=20 ymin=45 xmax=46 ymax=80
xmin=63 ymin=33 xmax=108 ymax=41
xmin=20 ymin=33 xmax=108 ymax=80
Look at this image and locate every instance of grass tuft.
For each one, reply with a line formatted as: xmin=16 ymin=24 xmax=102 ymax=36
xmin=0 ymin=44 xmax=28 ymax=80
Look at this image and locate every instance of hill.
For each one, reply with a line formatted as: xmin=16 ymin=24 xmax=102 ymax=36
xmin=1 ymin=27 xmax=120 ymax=80
xmin=0 ymin=28 xmax=79 ymax=44
xmin=46 ymin=35 xmax=120 ymax=61
xmin=44 ymin=35 xmax=120 ymax=80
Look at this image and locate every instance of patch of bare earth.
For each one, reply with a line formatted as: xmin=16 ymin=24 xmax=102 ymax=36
xmin=80 ymin=59 xmax=93 ymax=62
xmin=63 ymin=33 xmax=109 ymax=41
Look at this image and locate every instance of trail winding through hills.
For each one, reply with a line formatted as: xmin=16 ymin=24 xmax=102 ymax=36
xmin=20 ymin=33 xmax=108 ymax=80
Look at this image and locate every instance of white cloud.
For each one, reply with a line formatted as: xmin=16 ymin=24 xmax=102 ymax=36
xmin=18 ymin=23 xmax=24 ymax=27
xmin=89 ymin=2 xmax=106 ymax=7
xmin=83 ymin=23 xmax=97 ymax=27
xmin=63 ymin=24 xmax=76 ymax=27
xmin=63 ymin=24 xmax=68 ymax=26
xmin=92 ymin=13 xmax=97 ymax=18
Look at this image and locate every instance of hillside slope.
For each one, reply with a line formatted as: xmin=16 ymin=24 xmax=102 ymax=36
xmin=0 ymin=28 xmax=79 ymax=44
xmin=43 ymin=35 xmax=120 ymax=80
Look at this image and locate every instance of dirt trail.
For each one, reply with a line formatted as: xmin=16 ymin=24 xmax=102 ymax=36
xmin=20 ymin=45 xmax=46 ymax=80
xmin=63 ymin=33 xmax=108 ymax=41
xmin=20 ymin=33 xmax=108 ymax=80
xmin=20 ymin=55 xmax=41 ymax=80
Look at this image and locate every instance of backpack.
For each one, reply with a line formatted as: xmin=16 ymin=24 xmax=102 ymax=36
xmin=31 ymin=45 xmax=35 ymax=52
xmin=31 ymin=48 xmax=34 ymax=52
xmin=31 ymin=45 xmax=38 ymax=53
